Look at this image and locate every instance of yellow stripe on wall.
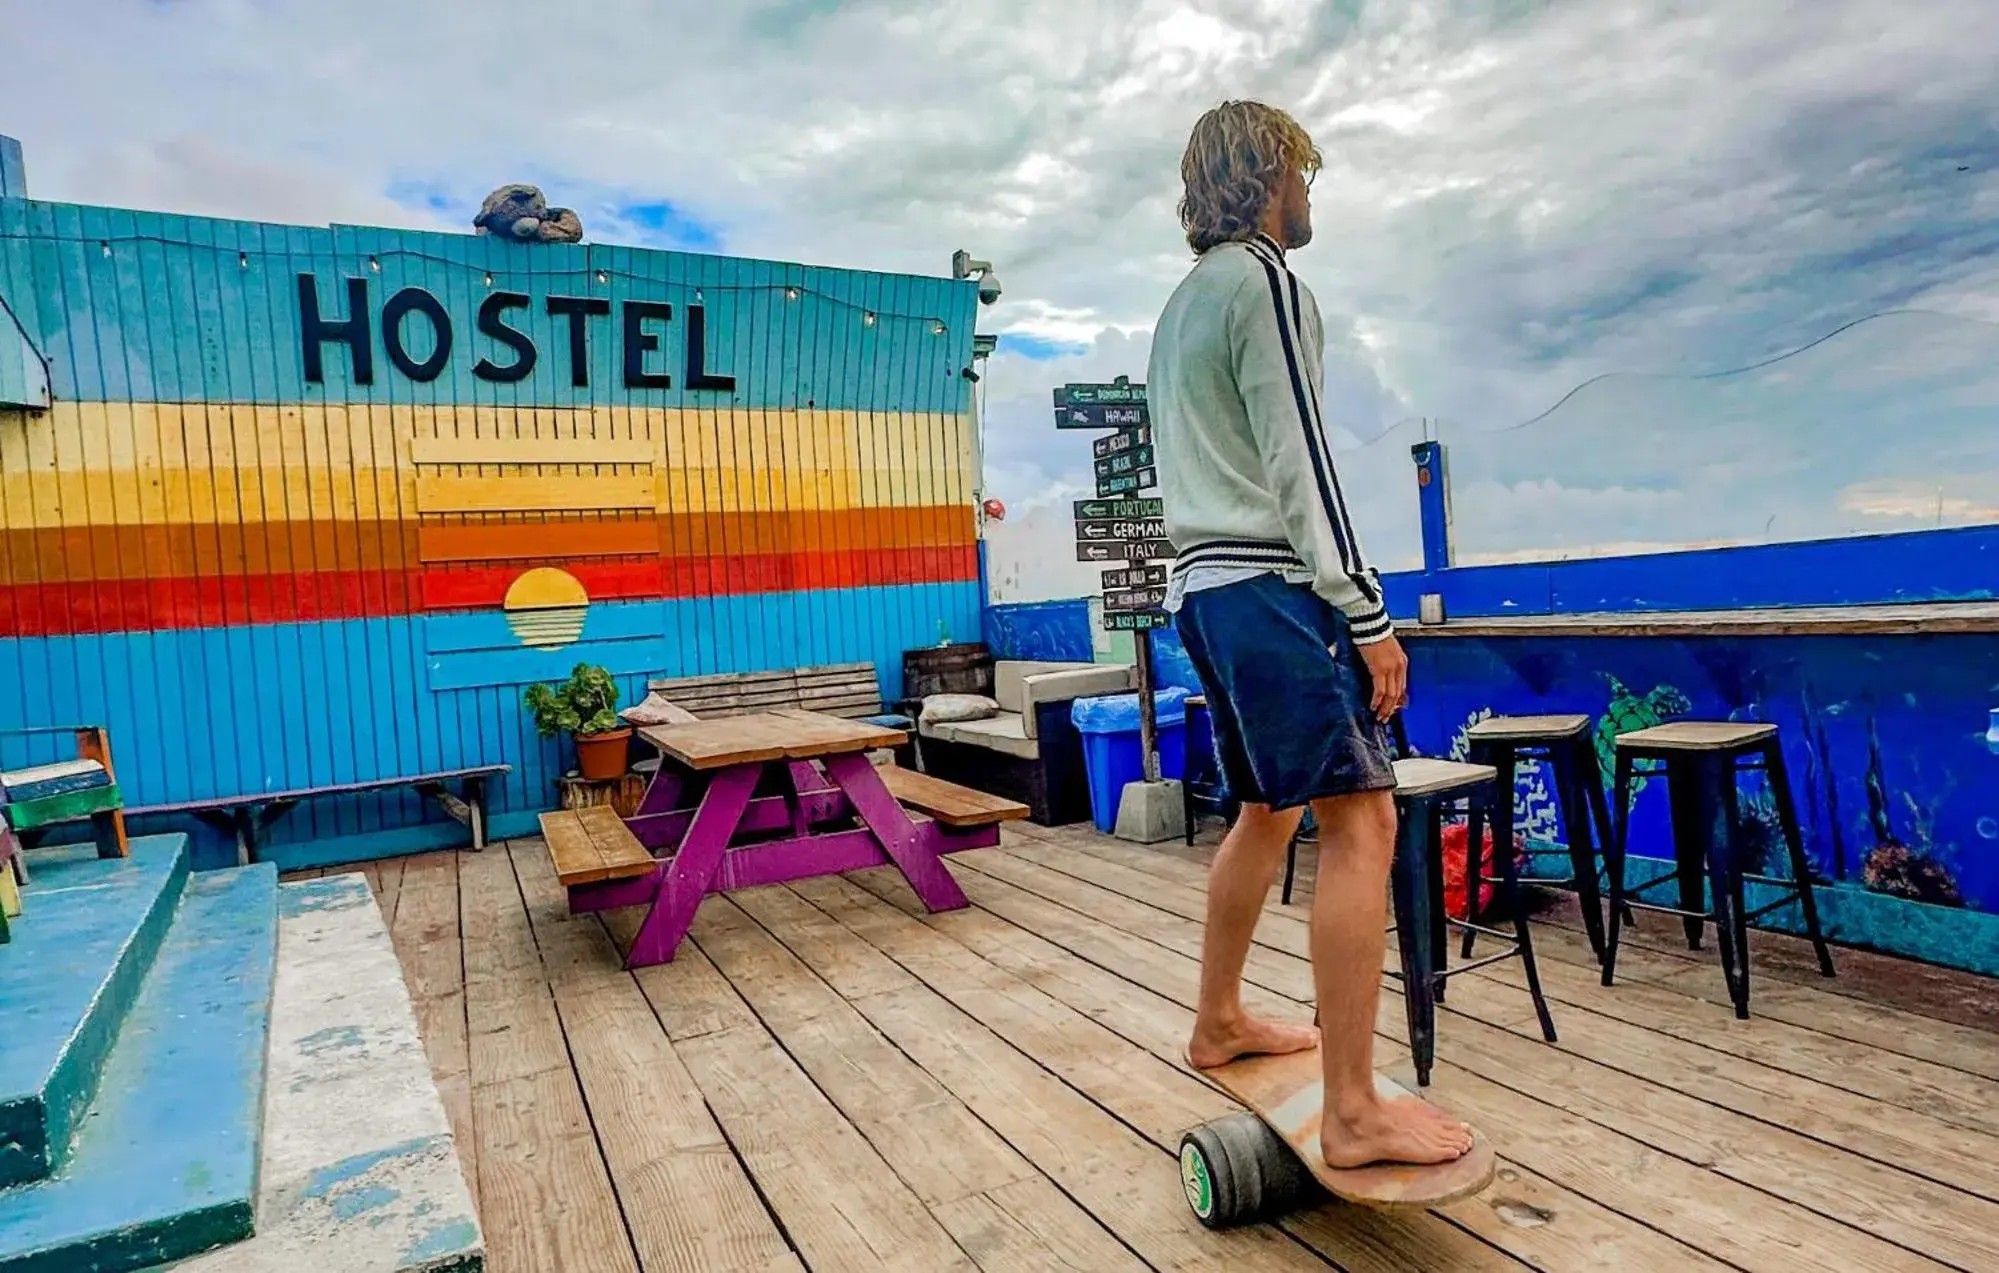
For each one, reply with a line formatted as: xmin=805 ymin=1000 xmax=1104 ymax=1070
xmin=0 ymin=402 xmax=974 ymax=529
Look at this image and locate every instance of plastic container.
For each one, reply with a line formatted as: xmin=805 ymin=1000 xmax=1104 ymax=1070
xmin=1071 ymin=686 xmax=1192 ymax=834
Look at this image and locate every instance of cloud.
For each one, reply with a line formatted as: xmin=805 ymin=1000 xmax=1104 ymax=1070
xmin=5 ymin=0 xmax=1997 ymax=592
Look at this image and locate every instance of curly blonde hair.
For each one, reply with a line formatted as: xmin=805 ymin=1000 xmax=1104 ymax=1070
xmin=1177 ymin=100 xmax=1322 ymax=253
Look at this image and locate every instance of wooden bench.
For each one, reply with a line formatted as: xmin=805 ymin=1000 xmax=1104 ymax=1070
xmin=126 ymin=764 xmax=508 ymax=864
xmin=877 ymin=765 xmax=1029 ymax=828
xmin=539 ymin=805 xmax=655 ymax=888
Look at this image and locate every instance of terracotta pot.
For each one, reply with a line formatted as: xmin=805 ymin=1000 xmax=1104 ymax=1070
xmin=574 ymin=727 xmax=632 ymax=780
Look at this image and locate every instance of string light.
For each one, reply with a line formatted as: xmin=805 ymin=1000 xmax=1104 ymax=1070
xmin=483 ymin=272 xmax=494 ymax=286
xmin=41 ymin=234 xmax=959 ymax=330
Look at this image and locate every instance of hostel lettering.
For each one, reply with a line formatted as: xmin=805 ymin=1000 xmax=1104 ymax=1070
xmin=296 ymin=274 xmax=736 ymax=391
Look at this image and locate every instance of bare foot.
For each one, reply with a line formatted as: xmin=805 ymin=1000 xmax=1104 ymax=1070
xmin=1186 ymin=1013 xmax=1319 ymax=1068
xmin=1321 ymin=1093 xmax=1474 ymax=1169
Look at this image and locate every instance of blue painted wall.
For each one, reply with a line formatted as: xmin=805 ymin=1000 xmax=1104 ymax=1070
xmin=986 ymin=516 xmax=1999 ymax=971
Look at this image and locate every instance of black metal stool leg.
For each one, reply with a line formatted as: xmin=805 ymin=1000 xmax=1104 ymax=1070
xmin=1692 ymin=754 xmax=1749 ymax=1018
xmin=1665 ymin=759 xmax=1709 ymax=951
xmin=1583 ymin=758 xmax=1635 ymax=928
xmin=1427 ymin=800 xmax=1449 ymax=1004
xmin=1462 ymin=784 xmax=1488 ymax=961
xmin=1558 ymin=736 xmax=1608 ymax=961
xmin=1602 ymin=751 xmax=1635 ymax=986
xmin=1281 ymin=828 xmax=1298 ymax=906
xmin=1498 ymin=801 xmax=1559 ymax=1042
xmin=1763 ymin=738 xmax=1835 ymax=976
xmin=1390 ymin=793 xmax=1438 ymax=1087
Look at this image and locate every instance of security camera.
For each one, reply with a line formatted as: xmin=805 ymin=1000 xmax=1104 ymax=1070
xmin=977 ymin=271 xmax=1002 ymax=305
xmin=953 ymin=249 xmax=1002 ymax=304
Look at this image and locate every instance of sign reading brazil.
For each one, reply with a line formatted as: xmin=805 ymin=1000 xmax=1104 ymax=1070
xmin=295 ymin=274 xmax=738 ymax=390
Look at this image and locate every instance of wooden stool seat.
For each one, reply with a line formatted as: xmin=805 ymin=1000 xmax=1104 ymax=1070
xmin=1458 ymin=713 xmax=1618 ymax=966
xmin=1603 ymin=719 xmax=1834 ymax=1017
xmin=1615 ymin=721 xmax=1778 ymax=751
xmin=1390 ymin=757 xmax=1495 ymax=797
xmin=1465 ymin=713 xmax=1590 ymax=741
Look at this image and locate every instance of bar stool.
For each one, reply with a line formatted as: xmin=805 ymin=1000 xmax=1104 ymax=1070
xmin=1181 ymin=695 xmax=1239 ymax=847
xmin=1603 ymin=721 xmax=1836 ymax=1018
xmin=1460 ymin=714 xmax=1615 ymax=963
xmin=1324 ymin=750 xmax=1559 ymax=1086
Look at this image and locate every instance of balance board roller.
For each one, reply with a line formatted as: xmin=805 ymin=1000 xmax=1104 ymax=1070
xmin=1179 ymin=1045 xmax=1496 ymax=1227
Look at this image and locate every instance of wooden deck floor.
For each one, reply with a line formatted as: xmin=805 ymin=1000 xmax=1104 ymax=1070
xmin=292 ymin=821 xmax=1999 ymax=1272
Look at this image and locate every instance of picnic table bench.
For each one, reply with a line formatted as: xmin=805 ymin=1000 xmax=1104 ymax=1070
xmin=539 ymin=707 xmax=1024 ymax=966
xmin=127 ymin=764 xmax=509 ymax=864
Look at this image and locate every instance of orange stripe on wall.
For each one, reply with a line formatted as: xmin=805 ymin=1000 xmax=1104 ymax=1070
xmin=0 ymin=545 xmax=981 ymax=638
xmin=0 ymin=506 xmax=975 ymax=583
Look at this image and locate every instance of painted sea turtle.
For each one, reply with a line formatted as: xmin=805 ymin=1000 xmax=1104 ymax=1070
xmin=1593 ymin=676 xmax=1692 ymax=796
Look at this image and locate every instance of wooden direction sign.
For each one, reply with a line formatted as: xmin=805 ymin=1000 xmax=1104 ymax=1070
xmin=1076 ymin=539 xmax=1173 ymax=563
xmin=1057 ymin=402 xmax=1147 ymax=430
xmin=1092 ymin=425 xmax=1151 ymax=458
xmin=1073 ymin=497 xmax=1162 ymax=520
xmin=1054 ymin=380 xmax=1149 ymax=430
xmin=1096 ymin=467 xmax=1157 ymax=497
xmin=1101 ymin=564 xmax=1167 ymax=589
xmin=1075 ymin=516 xmax=1166 ymax=543
xmin=1056 ymin=381 xmax=1146 ymax=406
xmin=1104 ymin=584 xmax=1168 ymax=613
xmin=1104 ymin=610 xmax=1172 ymax=632
xmin=1093 ymin=445 xmax=1155 ymax=480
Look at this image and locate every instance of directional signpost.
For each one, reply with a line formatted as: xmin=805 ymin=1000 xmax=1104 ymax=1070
xmin=1056 ymin=375 xmax=1179 ymax=840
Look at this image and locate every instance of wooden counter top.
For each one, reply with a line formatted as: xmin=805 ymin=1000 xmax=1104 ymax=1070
xmin=1392 ymin=601 xmax=1999 ymax=639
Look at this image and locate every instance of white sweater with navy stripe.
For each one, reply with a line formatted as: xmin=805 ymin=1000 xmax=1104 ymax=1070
xmin=1147 ymin=232 xmax=1393 ymax=644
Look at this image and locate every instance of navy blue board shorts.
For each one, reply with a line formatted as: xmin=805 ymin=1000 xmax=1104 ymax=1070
xmin=1174 ymin=573 xmax=1398 ymax=811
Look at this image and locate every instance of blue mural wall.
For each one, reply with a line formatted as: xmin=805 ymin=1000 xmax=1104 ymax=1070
xmin=986 ymin=520 xmax=1999 ymax=974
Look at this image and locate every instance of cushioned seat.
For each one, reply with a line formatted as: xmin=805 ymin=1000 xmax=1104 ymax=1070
xmin=914 ymin=659 xmax=1136 ymax=824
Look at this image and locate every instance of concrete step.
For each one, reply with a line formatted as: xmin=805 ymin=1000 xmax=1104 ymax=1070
xmin=0 ymin=835 xmax=191 ymax=1187
xmin=165 ymin=872 xmax=484 ymax=1272
xmin=0 ymin=862 xmax=279 ymax=1273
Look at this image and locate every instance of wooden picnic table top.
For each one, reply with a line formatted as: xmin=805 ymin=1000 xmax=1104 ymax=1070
xmin=637 ymin=708 xmax=907 ymax=771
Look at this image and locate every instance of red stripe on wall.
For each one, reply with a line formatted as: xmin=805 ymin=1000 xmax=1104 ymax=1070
xmin=0 ymin=547 xmax=980 ymax=638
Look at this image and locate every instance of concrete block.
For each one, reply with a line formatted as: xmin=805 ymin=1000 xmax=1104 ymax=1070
xmin=0 ymin=861 xmax=277 ymax=1273
xmin=1113 ymin=779 xmax=1185 ymax=844
xmin=172 ymin=874 xmax=483 ymax=1272
xmin=0 ymin=836 xmax=190 ymax=1188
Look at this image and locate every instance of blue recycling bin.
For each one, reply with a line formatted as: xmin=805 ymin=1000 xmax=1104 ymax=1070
xmin=1071 ymin=686 xmax=1191 ymax=834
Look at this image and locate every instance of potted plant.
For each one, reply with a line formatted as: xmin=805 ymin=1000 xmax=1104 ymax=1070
xmin=524 ymin=662 xmax=631 ymax=780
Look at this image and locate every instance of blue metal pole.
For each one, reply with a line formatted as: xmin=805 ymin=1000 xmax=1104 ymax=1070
xmin=1411 ymin=439 xmax=1453 ymax=574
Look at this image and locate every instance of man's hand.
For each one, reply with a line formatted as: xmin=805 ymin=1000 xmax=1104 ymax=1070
xmin=1357 ymin=634 xmax=1409 ymax=723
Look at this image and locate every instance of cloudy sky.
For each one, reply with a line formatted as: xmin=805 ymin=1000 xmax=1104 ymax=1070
xmin=7 ymin=0 xmax=1997 ymax=598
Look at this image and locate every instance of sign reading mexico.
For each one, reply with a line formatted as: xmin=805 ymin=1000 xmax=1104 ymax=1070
xmin=295 ymin=274 xmax=738 ymax=390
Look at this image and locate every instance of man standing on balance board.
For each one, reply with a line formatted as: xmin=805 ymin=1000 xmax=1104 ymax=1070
xmin=1149 ymin=100 xmax=1472 ymax=1169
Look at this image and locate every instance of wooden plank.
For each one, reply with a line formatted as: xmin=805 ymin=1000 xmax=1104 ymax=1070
xmin=576 ymin=805 xmax=655 ymax=875
xmin=879 ymin=766 xmax=1028 ymax=827
xmin=388 ymin=851 xmax=477 ymax=1213
xmin=459 ymin=842 xmax=639 ymax=1273
xmin=638 ymin=710 xmax=904 ymax=771
xmin=415 ymin=474 xmax=655 ymax=513
xmin=993 ymin=842 xmax=1999 ymax=1215
xmin=540 ymin=810 xmax=611 ymax=886
xmin=510 ymin=844 xmax=802 ymax=1273
xmin=374 ymin=856 xmax=405 ymax=928
xmin=615 ymin=899 xmax=979 ymax=1272
xmin=899 ymin=861 xmax=1955 ymax=1272
xmin=409 ymin=433 xmax=655 ymax=466
xmin=417 ymin=519 xmax=662 ymax=563
xmin=1393 ymin=601 xmax=1999 ymax=638
xmin=766 ymin=880 xmax=1347 ymax=1272
xmin=786 ymin=874 xmax=1539 ymax=1272
xmin=826 ymin=869 xmax=1730 ymax=1273
xmin=702 ymin=890 xmax=1146 ymax=1273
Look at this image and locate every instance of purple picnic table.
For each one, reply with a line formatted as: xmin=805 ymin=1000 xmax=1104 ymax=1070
xmin=565 ymin=707 xmax=997 ymax=967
